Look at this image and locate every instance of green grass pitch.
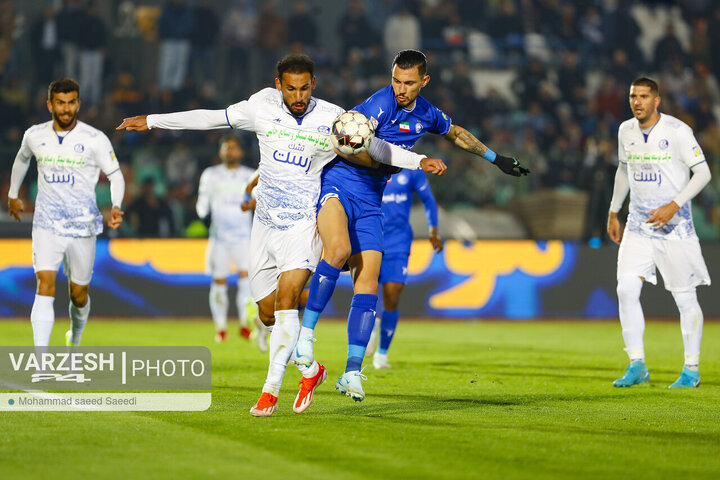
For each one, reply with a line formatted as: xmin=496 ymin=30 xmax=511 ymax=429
xmin=1 ymin=319 xmax=719 ymax=480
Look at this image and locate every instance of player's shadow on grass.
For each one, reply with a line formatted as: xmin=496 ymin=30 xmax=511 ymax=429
xmin=325 ymin=391 xmax=659 ymax=418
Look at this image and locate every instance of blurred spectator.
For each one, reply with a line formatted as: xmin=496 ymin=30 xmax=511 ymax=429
xmin=221 ymin=0 xmax=257 ymax=95
xmin=287 ymin=0 xmax=318 ymax=51
xmin=112 ymin=72 xmax=145 ymax=117
xmin=125 ymin=177 xmax=175 ymax=238
xmin=78 ymin=1 xmax=107 ymax=106
xmin=604 ymin=0 xmax=645 ymax=68
xmin=256 ymin=2 xmax=288 ymax=78
xmin=57 ymin=0 xmax=84 ymax=80
xmin=164 ymin=141 xmax=197 ymax=185
xmin=337 ymin=0 xmax=378 ymax=58
xmin=190 ymin=0 xmax=219 ymax=92
xmin=30 ymin=6 xmax=60 ymax=87
xmin=653 ymin=23 xmax=685 ymax=72
xmin=383 ymin=4 xmax=421 ymax=65
xmin=594 ymin=76 xmax=624 ymax=121
xmin=158 ymin=0 xmax=193 ymax=92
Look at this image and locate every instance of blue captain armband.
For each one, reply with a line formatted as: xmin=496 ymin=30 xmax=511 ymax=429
xmin=483 ymin=149 xmax=497 ymax=163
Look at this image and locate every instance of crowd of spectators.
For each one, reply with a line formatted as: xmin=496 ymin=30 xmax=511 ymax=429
xmin=1 ymin=0 xmax=720 ymax=241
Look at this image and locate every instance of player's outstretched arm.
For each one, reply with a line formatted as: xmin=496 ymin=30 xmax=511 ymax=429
xmin=117 ymin=115 xmax=149 ymax=131
xmin=419 ymin=158 xmax=446 ymax=176
xmin=117 ymin=110 xmax=230 ymax=132
xmin=443 ymin=124 xmax=529 ymax=176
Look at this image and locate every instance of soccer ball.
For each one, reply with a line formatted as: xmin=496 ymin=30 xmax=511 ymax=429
xmin=330 ymin=111 xmax=375 ymax=155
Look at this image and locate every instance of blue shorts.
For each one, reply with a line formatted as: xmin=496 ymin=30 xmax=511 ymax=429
xmin=379 ymin=253 xmax=410 ymax=284
xmin=319 ymin=186 xmax=384 ymax=256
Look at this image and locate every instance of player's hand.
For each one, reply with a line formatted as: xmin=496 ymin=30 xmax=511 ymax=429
xmin=241 ymin=199 xmax=256 ymax=211
xmin=607 ymin=212 xmax=624 ymax=245
xmin=429 ymin=226 xmax=444 ymax=253
xmin=116 ymin=115 xmax=149 ymax=131
xmin=494 ymin=155 xmax=530 ymax=177
xmin=108 ymin=206 xmax=124 ymax=229
xmin=420 ymin=158 xmax=447 ymax=176
xmin=647 ymin=201 xmax=679 ymax=229
xmin=8 ymin=198 xmax=24 ymax=222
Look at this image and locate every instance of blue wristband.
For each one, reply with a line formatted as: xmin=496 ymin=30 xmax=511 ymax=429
xmin=483 ymin=149 xmax=497 ymax=163
xmin=242 ymin=192 xmax=251 ymax=203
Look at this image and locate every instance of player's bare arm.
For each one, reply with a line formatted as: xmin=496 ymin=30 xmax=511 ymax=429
xmin=8 ymin=197 xmax=24 ymax=222
xmin=443 ymin=124 xmax=529 ymax=177
xmin=116 ymin=115 xmax=149 ymax=131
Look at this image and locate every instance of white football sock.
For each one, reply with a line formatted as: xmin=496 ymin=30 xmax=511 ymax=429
xmin=209 ymin=283 xmax=228 ymax=332
xmin=290 ymin=349 xmax=319 ymax=378
xmin=262 ymin=310 xmax=300 ymax=396
xmin=672 ymin=289 xmax=703 ymax=367
xmin=69 ymin=296 xmax=90 ymax=345
xmin=31 ymin=294 xmax=55 ymax=346
xmin=617 ymin=276 xmax=645 ymax=362
xmin=236 ymin=277 xmax=252 ymax=328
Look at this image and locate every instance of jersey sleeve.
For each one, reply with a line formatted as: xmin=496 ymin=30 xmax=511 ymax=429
xmin=94 ymin=134 xmax=122 ymax=177
xmin=8 ymin=130 xmax=34 ymax=198
xmin=428 ymin=106 xmax=452 ymax=135
xmin=676 ymin=124 xmax=706 ymax=168
xmin=196 ymin=169 xmax=212 ymax=219
xmin=225 ymin=100 xmax=258 ymax=132
xmin=412 ymin=170 xmax=439 ymax=228
xmin=617 ymin=126 xmax=627 ymax=164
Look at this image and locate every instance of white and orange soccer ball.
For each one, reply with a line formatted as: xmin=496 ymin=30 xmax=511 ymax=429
xmin=330 ymin=111 xmax=375 ymax=155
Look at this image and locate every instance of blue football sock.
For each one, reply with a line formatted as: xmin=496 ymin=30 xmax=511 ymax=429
xmin=378 ymin=309 xmax=399 ymax=355
xmin=345 ymin=293 xmax=378 ymax=372
xmin=302 ymin=260 xmax=342 ymax=330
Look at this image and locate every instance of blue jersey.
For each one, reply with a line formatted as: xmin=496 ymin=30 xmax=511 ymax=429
xmin=382 ymin=169 xmax=438 ymax=256
xmin=320 ymin=85 xmax=452 ymax=207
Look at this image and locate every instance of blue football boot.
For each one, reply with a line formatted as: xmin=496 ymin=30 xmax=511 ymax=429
xmin=613 ymin=361 xmax=650 ymax=387
xmin=668 ymin=367 xmax=700 ymax=389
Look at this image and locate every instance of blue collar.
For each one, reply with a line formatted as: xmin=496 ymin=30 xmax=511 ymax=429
xmin=282 ymin=97 xmax=317 ymax=125
xmin=53 ymin=120 xmax=78 ymax=145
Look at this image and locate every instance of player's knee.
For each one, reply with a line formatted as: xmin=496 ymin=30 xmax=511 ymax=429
xmin=671 ymin=289 xmax=700 ymax=316
xmin=36 ymin=275 xmax=56 ymax=297
xmin=323 ymin=243 xmax=350 ymax=268
xmin=617 ymin=276 xmax=642 ymax=303
xmin=70 ymin=288 xmax=89 ymax=307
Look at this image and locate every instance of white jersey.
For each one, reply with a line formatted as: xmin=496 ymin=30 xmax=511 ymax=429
xmin=617 ymin=113 xmax=706 ymax=240
xmin=225 ymin=88 xmax=344 ymax=230
xmin=17 ymin=120 xmax=121 ymax=237
xmin=196 ymin=164 xmax=255 ymax=243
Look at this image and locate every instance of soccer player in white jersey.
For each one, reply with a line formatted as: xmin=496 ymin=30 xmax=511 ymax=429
xmin=117 ymin=54 xmax=446 ymax=416
xmin=196 ymin=134 xmax=257 ymax=343
xmin=7 ymin=78 xmax=125 ymax=347
xmin=608 ymin=77 xmax=711 ymax=389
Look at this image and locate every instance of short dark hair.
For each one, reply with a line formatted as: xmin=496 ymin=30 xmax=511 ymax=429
xmin=48 ymin=78 xmax=80 ymax=102
xmin=219 ymin=133 xmax=242 ymax=149
xmin=276 ymin=53 xmax=314 ymax=79
xmin=392 ymin=49 xmax=427 ymax=76
xmin=631 ymin=76 xmax=660 ymax=96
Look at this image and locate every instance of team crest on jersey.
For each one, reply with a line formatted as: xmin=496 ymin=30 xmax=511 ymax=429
xmin=370 ymin=116 xmax=379 ymax=129
xmin=317 ymin=125 xmax=330 ymax=134
xmin=693 ymin=146 xmax=702 ymax=157
xmin=415 ymin=121 xmax=422 ymax=133
xmin=74 ymin=143 xmax=85 ymax=153
xmin=658 ymin=139 xmax=668 ymax=149
xmin=397 ymin=174 xmax=408 ymax=185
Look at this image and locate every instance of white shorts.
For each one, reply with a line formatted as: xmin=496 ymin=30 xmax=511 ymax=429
xmin=205 ymin=237 xmax=250 ymax=279
xmin=32 ymin=228 xmax=96 ymax=286
xmin=248 ymin=220 xmax=322 ymax=301
xmin=617 ymin=230 xmax=711 ymax=292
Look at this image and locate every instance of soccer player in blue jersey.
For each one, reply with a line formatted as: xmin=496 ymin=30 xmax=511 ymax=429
xmin=294 ymin=49 xmax=529 ymax=401
xmin=370 ymin=169 xmax=443 ymax=369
